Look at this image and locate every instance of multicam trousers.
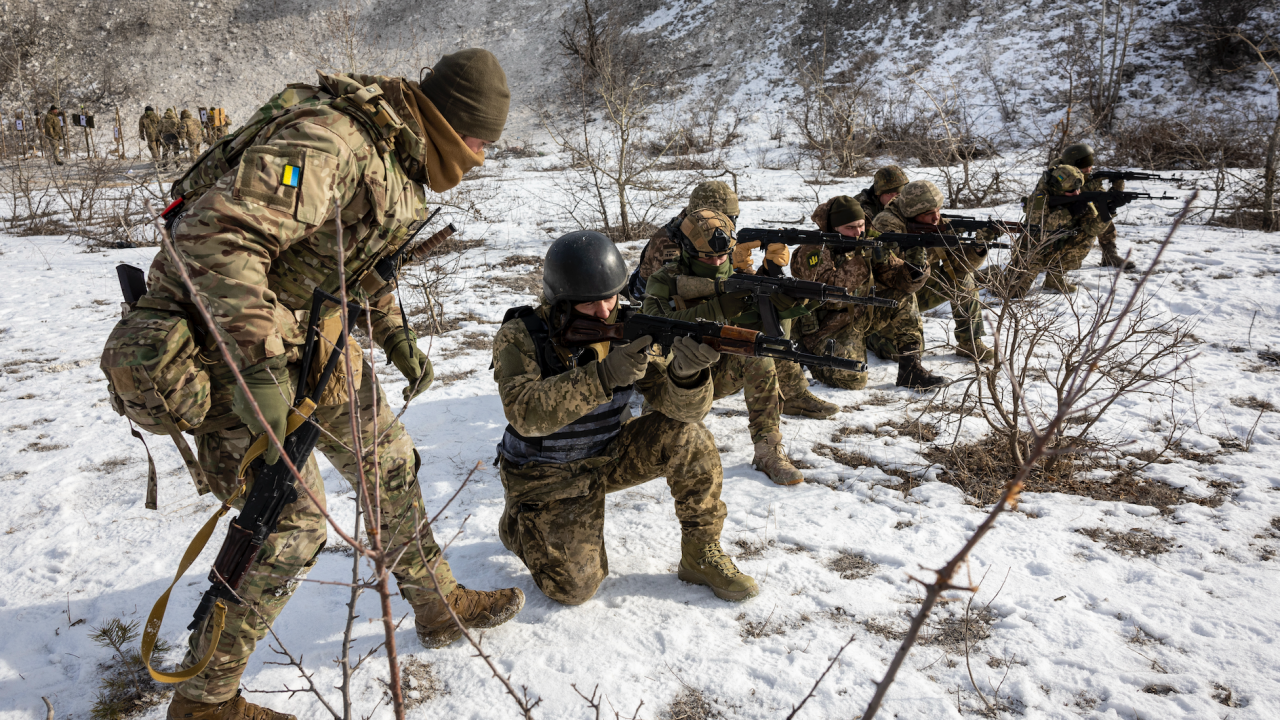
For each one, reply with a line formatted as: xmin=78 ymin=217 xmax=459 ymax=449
xmin=799 ymin=294 xmax=922 ymax=390
xmin=914 ymin=268 xmax=985 ymax=347
xmin=176 ymin=360 xmax=455 ymax=703
xmin=498 ymin=411 xmax=726 ymax=605
xmin=711 ymin=353 xmax=780 ymax=444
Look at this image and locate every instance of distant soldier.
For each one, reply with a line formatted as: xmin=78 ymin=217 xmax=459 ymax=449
xmin=853 ymin=165 xmax=910 ymax=225
xmin=159 ymin=108 xmax=181 ymax=166
xmin=138 ymin=106 xmax=161 ymax=163
xmin=40 ymin=105 xmax=65 ymax=165
xmin=179 ymin=109 xmax=204 ymax=161
xmin=627 ymin=181 xmax=740 ymax=301
xmin=1052 ymin=143 xmax=1135 ymax=270
xmin=210 ymin=108 xmax=231 ymax=142
xmin=1000 ymin=164 xmax=1109 ymax=297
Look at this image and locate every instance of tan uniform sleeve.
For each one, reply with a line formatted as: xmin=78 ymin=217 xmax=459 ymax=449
xmin=636 ymin=352 xmax=714 ymax=423
xmin=492 ymin=320 xmax=614 ymax=438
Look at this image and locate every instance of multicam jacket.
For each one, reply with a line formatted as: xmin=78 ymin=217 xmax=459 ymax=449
xmin=143 ymin=78 xmax=428 ymax=369
xmin=493 ymin=303 xmax=713 ymax=466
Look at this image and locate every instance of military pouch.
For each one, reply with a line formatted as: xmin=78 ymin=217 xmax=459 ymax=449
xmin=100 ymin=308 xmax=211 ymax=506
xmin=310 ymin=313 xmax=363 ymax=407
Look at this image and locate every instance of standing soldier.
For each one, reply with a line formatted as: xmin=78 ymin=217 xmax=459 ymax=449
xmin=626 ymin=180 xmax=739 ymax=301
xmin=131 ymin=50 xmax=524 ymax=719
xmin=789 ymin=195 xmax=942 ymax=391
xmin=1053 ymin=143 xmax=1135 ymax=270
xmin=1001 ymin=164 xmax=1110 ymax=297
xmin=179 ymin=109 xmax=204 ymax=162
xmin=642 ymin=210 xmax=808 ymax=485
xmin=159 ymin=108 xmax=181 ymax=167
xmin=138 ymin=105 xmax=162 ymax=163
xmin=853 ymin=165 xmax=910 ymax=224
xmin=865 ymin=187 xmax=994 ymax=363
xmin=40 ymin=104 xmax=65 ymax=165
xmin=493 ymin=231 xmax=757 ymax=605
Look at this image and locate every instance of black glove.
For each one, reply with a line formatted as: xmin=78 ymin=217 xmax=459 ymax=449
xmin=232 ymin=359 xmax=292 ymax=464
xmin=598 ymin=335 xmax=652 ymax=390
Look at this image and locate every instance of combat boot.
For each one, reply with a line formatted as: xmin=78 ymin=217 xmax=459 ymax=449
xmin=752 ymin=432 xmax=804 ymax=485
xmin=678 ymin=540 xmax=759 ymax=601
xmin=413 ymin=585 xmax=525 ymax=649
xmin=168 ymin=690 xmax=295 ymax=720
xmin=1099 ymin=245 xmax=1136 ymax=270
xmin=957 ymin=338 xmax=995 ymax=363
xmin=864 ymin=331 xmax=901 ymax=361
xmin=1043 ymin=272 xmax=1078 ymax=294
xmin=896 ymin=352 xmax=948 ymax=390
xmin=782 ymin=387 xmax=839 ymax=419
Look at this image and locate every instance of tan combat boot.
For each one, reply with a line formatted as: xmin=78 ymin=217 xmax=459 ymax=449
xmin=414 ymin=585 xmax=525 ymax=649
xmin=678 ymin=540 xmax=759 ymax=601
xmin=1043 ymin=272 xmax=1078 ymax=294
xmin=1099 ymin=241 xmax=1136 ymax=270
xmin=957 ymin=338 xmax=995 ymax=363
xmin=896 ymin=352 xmax=948 ymax=390
xmin=752 ymin=432 xmax=804 ymax=485
xmin=782 ymin=387 xmax=839 ymax=419
xmin=168 ymin=690 xmax=295 ymax=720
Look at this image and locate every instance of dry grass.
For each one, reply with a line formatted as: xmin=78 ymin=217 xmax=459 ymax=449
xmin=918 ymin=606 xmax=996 ymax=654
xmin=826 ymin=550 xmax=878 ymax=580
xmin=661 ymin=688 xmax=721 ymax=720
xmin=862 ymin=618 xmax=906 ymax=641
xmin=1076 ymin=527 xmax=1173 ymax=557
xmin=731 ymin=538 xmax=774 ymax=559
xmin=812 ymin=443 xmax=920 ymax=490
xmin=400 ymin=657 xmax=447 ymax=709
xmin=1230 ymin=395 xmax=1277 ymax=412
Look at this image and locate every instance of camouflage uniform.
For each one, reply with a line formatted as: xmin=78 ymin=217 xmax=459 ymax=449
xmin=788 ymin=198 xmax=928 ymax=389
xmin=138 ymin=109 xmax=162 ymax=162
xmin=40 ymin=109 xmax=65 ymax=164
xmin=180 ymin=109 xmax=205 ymax=161
xmin=868 ymin=207 xmax=988 ymax=353
xmin=1003 ymin=165 xmax=1109 ymax=297
xmin=493 ymin=303 xmax=725 ymax=604
xmin=629 ymin=181 xmax=740 ymax=300
xmin=160 ymin=108 xmax=181 ymax=164
xmin=140 ymin=71 xmax=483 ymax=704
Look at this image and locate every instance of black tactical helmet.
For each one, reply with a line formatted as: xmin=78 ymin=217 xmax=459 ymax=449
xmin=542 ymin=231 xmax=628 ymax=305
xmin=1060 ymin=143 xmax=1095 ymax=169
xmin=145 ymin=105 xmax=154 ymax=112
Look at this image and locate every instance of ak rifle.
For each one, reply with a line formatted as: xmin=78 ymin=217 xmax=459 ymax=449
xmin=1090 ymin=169 xmax=1184 ymax=184
xmin=558 ymin=304 xmax=869 ymax=373
xmin=1043 ymin=190 xmax=1177 ymax=222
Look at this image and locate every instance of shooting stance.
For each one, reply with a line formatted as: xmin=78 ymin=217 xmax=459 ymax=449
xmin=493 ymin=231 xmax=758 ymax=605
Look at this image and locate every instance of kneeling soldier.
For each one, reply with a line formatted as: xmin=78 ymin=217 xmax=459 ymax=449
xmin=494 ymin=231 xmax=758 ymax=604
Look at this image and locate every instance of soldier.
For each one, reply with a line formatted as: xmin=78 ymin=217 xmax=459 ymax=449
xmin=138 ymin=105 xmax=162 ymax=163
xmin=160 ymin=108 xmax=181 ymax=166
xmin=40 ymin=105 xmax=65 ymax=165
xmin=853 ymin=164 xmax=910 ymax=223
xmin=1054 ymin=142 xmax=1135 ymax=270
xmin=180 ymin=108 xmax=204 ymax=161
xmin=642 ymin=210 xmax=808 ymax=485
xmin=140 ymin=50 xmax=524 ymax=720
xmin=494 ymin=231 xmax=757 ymax=605
xmin=1000 ymin=164 xmax=1110 ymax=297
xmin=866 ymin=184 xmax=994 ymax=363
xmin=626 ymin=180 xmax=739 ymax=301
xmin=789 ymin=194 xmax=943 ymax=391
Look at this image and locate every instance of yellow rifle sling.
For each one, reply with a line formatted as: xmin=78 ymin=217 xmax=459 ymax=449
xmin=237 ymin=397 xmax=319 ymax=480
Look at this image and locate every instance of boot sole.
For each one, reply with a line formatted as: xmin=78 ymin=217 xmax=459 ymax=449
xmin=677 ymin=562 xmax=760 ymax=602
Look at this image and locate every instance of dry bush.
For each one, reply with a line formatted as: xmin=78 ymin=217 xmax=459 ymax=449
xmin=789 ymin=49 xmax=882 ymax=177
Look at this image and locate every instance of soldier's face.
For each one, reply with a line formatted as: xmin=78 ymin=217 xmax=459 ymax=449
xmin=835 ymin=220 xmax=865 ymax=237
xmin=461 ymin=135 xmax=493 ymax=154
xmin=573 ymin=295 xmax=618 ymax=319
xmin=879 ymin=191 xmax=899 ymax=206
xmin=914 ymin=209 xmax=942 ymax=225
xmin=697 ymin=254 xmax=730 ymax=266
xmin=1081 ymin=166 xmax=1094 ymax=175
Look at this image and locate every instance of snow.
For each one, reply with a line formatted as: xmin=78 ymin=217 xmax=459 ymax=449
xmin=2 ymin=154 xmax=1280 ymax=719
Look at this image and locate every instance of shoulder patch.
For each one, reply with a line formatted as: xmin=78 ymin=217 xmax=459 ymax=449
xmin=807 ymin=251 xmax=821 ymax=267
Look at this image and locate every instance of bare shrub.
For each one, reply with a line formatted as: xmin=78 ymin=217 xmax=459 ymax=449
xmin=789 ymin=48 xmax=882 ymax=176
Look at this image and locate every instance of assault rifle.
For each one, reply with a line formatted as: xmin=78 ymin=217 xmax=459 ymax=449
xmin=1043 ymin=190 xmax=1177 ymax=223
xmin=737 ymin=226 xmax=881 ymax=252
xmin=939 ymin=214 xmax=1038 ymax=236
xmin=371 ymin=206 xmax=453 ymax=283
xmin=1090 ymin=169 xmax=1183 ymax=184
xmin=719 ymin=272 xmax=897 ymax=337
xmin=558 ymin=304 xmax=868 ymax=373
xmin=188 ymin=287 xmax=363 ymax=631
xmin=874 ymin=232 xmax=1011 ymax=251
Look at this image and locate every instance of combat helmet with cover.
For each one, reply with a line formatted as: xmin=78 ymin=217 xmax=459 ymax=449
xmin=872 ymin=165 xmax=910 ymax=196
xmin=686 ymin=181 xmax=739 ymax=220
xmin=895 ymin=180 xmax=945 ymax=218
xmin=679 ymin=209 xmax=736 ymax=258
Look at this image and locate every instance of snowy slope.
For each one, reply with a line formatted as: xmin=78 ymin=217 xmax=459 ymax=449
xmin=1 ymin=159 xmax=1279 ymax=720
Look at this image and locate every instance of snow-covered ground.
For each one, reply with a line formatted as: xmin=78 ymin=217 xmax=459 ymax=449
xmin=1 ymin=157 xmax=1278 ymax=719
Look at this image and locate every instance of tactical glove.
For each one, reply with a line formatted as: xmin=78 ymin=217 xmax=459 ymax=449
xmin=872 ymin=241 xmax=898 ymax=264
xmin=385 ymin=331 xmax=434 ymax=402
xmin=597 ymin=335 xmax=653 ymax=390
xmin=710 ymin=290 xmax=752 ymax=321
xmin=904 ymin=245 xmax=929 ymax=267
xmin=668 ymin=336 xmax=720 ymax=380
xmin=232 ymin=359 xmax=293 ymax=465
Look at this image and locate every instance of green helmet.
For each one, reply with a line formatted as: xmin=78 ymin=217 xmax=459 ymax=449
xmin=1045 ymin=164 xmax=1085 ymax=194
xmin=872 ymin=165 xmax=910 ymax=196
xmin=896 ymin=180 xmax=944 ymax=218
xmin=686 ymin=181 xmax=739 ymax=218
xmin=1059 ymin=143 xmax=1095 ymax=170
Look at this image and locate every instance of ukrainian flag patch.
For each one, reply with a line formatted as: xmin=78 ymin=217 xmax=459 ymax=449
xmin=281 ymin=164 xmax=301 ymax=188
